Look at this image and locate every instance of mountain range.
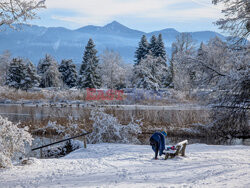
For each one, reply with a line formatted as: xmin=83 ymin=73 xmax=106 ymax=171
xmin=0 ymin=21 xmax=225 ymax=65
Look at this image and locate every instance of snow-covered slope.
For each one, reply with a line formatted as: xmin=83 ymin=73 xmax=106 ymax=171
xmin=0 ymin=143 xmax=249 ymax=187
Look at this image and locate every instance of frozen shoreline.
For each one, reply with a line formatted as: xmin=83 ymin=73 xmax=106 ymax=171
xmin=0 ymin=143 xmax=249 ymax=188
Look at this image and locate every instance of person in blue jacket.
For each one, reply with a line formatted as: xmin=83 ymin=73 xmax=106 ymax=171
xmin=150 ymin=131 xmax=167 ymax=159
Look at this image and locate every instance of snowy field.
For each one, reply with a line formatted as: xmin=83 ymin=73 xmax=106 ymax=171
xmin=0 ymin=143 xmax=249 ymax=188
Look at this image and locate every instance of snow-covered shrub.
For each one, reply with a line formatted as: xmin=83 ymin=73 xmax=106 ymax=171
xmin=89 ymin=108 xmax=142 ymax=144
xmin=32 ymin=119 xmax=87 ymax=139
xmin=44 ymin=121 xmax=65 ymax=135
xmin=0 ymin=116 xmax=33 ymax=168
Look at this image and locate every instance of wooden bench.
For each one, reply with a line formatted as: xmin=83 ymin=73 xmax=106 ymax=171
xmin=164 ymin=140 xmax=188 ymax=160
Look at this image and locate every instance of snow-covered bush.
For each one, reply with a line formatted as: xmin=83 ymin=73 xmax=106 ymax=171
xmin=0 ymin=116 xmax=33 ymax=168
xmin=89 ymin=108 xmax=142 ymax=144
xmin=32 ymin=119 xmax=86 ymax=139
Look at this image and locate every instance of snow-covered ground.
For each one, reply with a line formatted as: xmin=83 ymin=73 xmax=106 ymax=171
xmin=0 ymin=144 xmax=249 ymax=188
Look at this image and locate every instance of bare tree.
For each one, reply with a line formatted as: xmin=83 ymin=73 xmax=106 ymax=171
xmin=210 ymin=71 xmax=249 ymax=142
xmin=171 ymin=33 xmax=196 ymax=90
xmin=189 ymin=37 xmax=250 ymax=142
xmin=213 ymin=0 xmax=250 ymax=40
xmin=0 ymin=51 xmax=11 ymax=86
xmin=100 ymin=49 xmax=127 ymax=89
xmin=0 ymin=0 xmax=46 ymax=29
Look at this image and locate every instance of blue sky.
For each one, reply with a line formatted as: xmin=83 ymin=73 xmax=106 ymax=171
xmin=31 ymin=0 xmax=225 ymax=33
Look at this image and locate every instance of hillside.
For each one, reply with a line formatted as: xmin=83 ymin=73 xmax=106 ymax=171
xmin=0 ymin=21 xmax=225 ymax=64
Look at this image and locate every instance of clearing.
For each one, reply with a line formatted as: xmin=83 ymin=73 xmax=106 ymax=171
xmin=0 ymin=143 xmax=249 ymax=188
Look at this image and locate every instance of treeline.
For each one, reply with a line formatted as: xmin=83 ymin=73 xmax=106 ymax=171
xmin=0 ymin=39 xmax=131 ymax=90
xmin=0 ymin=34 xmax=249 ymax=93
xmin=0 ymin=34 xmax=168 ymax=91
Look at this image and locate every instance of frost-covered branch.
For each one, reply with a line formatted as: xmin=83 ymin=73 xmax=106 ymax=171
xmin=187 ymin=57 xmax=226 ymax=77
xmin=212 ymin=0 xmax=250 ymax=40
xmin=0 ymin=0 xmax=46 ymax=29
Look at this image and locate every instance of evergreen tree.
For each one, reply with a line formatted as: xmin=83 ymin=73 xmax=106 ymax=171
xmin=155 ymin=34 xmax=167 ymax=62
xmin=23 ymin=61 xmax=40 ymax=90
xmin=5 ymin=58 xmax=26 ymax=89
xmin=59 ymin=59 xmax=77 ymax=88
xmin=37 ymin=54 xmax=53 ymax=75
xmin=148 ymin=34 xmax=168 ymax=87
xmin=149 ymin=35 xmax=158 ymax=57
xmin=134 ymin=35 xmax=149 ymax=65
xmin=5 ymin=58 xmax=39 ymax=90
xmin=78 ymin=38 xmax=102 ymax=88
xmin=133 ymin=53 xmax=167 ymax=91
xmin=38 ymin=54 xmax=62 ymax=88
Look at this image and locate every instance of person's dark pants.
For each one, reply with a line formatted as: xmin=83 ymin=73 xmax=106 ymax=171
xmin=150 ymin=137 xmax=159 ymax=159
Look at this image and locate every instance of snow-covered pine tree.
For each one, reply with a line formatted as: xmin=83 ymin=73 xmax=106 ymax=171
xmin=155 ymin=34 xmax=167 ymax=62
xmin=78 ymin=38 xmax=102 ymax=89
xmin=38 ymin=54 xmax=62 ymax=88
xmin=146 ymin=34 xmax=169 ymax=87
xmin=149 ymin=35 xmax=158 ymax=57
xmin=59 ymin=59 xmax=77 ymax=88
xmin=41 ymin=62 xmax=62 ymax=88
xmin=22 ymin=61 xmax=40 ymax=90
xmin=37 ymin=54 xmax=53 ymax=75
xmin=133 ymin=53 xmax=166 ymax=91
xmin=5 ymin=58 xmax=26 ymax=89
xmin=5 ymin=58 xmax=39 ymax=90
xmin=156 ymin=34 xmax=169 ymax=87
xmin=134 ymin=35 xmax=149 ymax=65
